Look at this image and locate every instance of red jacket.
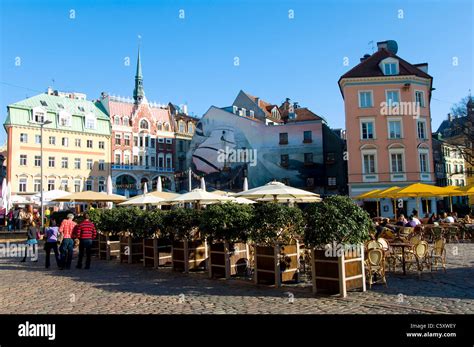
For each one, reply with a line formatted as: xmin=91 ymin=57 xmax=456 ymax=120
xmin=72 ymin=220 xmax=97 ymax=240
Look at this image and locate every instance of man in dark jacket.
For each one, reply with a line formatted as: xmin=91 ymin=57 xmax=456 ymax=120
xmin=72 ymin=213 xmax=97 ymax=270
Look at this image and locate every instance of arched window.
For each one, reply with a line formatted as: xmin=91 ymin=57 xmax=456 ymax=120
xmin=188 ymin=122 xmax=194 ymax=134
xmin=179 ymin=121 xmax=185 ymax=133
xmin=123 ymin=116 xmax=129 ymax=126
xmin=157 ymin=122 xmax=163 ymax=131
xmin=114 ymin=116 xmax=120 ymax=126
xmin=164 ymin=123 xmax=170 ymax=132
xmin=140 ymin=119 xmax=149 ymax=129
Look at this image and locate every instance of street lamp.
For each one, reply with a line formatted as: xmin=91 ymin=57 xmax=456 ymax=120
xmin=29 ymin=119 xmax=53 ymax=230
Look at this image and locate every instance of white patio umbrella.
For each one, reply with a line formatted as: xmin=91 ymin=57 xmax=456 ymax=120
xmin=200 ymin=177 xmax=206 ymax=191
xmin=230 ymin=197 xmax=256 ymax=204
xmin=5 ymin=182 xmax=12 ymax=211
xmin=124 ymin=189 xmax=130 ymax=199
xmin=106 ymin=175 xmax=114 ymax=209
xmin=235 ymin=180 xmax=321 ymax=203
xmin=167 ymin=188 xmax=233 ymax=208
xmin=10 ymin=195 xmax=29 ymax=204
xmin=118 ymin=194 xmax=166 ymax=206
xmin=156 ymin=176 xmax=162 ymax=192
xmin=33 ymin=189 xmax=70 ymax=203
xmin=143 ymin=181 xmax=148 ymax=194
xmin=1 ymin=178 xmax=7 ymax=209
xmin=243 ymin=177 xmax=248 ymax=191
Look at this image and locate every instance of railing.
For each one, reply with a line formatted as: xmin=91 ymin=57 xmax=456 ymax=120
xmin=112 ymin=164 xmax=174 ymax=173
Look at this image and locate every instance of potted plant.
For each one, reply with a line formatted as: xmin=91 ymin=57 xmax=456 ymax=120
xmin=141 ymin=209 xmax=169 ymax=268
xmin=119 ymin=208 xmax=145 ymax=264
xmin=304 ymin=195 xmax=373 ymax=297
xmin=200 ymin=203 xmax=254 ymax=279
xmin=249 ymin=203 xmax=304 ymax=286
xmin=90 ymin=208 xmax=121 ymax=261
xmin=162 ymin=208 xmax=206 ymax=273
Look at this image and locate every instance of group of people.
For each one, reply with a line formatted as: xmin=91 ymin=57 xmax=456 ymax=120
xmin=22 ymin=213 xmax=97 ymax=270
xmin=5 ymin=207 xmax=40 ymax=231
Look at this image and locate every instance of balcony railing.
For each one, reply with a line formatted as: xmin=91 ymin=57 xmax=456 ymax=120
xmin=112 ymin=164 xmax=174 ymax=173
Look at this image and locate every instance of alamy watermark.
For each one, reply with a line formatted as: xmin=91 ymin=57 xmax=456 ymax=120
xmin=380 ymin=101 xmax=421 ymax=119
xmin=217 ymin=146 xmax=257 ymax=167
xmin=324 ymin=242 xmax=362 ymax=258
xmin=0 ymin=242 xmax=38 ymax=261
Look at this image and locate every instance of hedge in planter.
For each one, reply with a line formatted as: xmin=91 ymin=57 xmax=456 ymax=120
xmin=200 ymin=203 xmax=253 ymax=279
xmin=141 ymin=209 xmax=171 ymax=268
xmin=163 ymin=208 xmax=207 ymax=273
xmin=304 ymin=195 xmax=373 ymax=297
xmin=89 ymin=209 xmax=121 ymax=260
xmin=118 ymin=208 xmax=146 ymax=264
xmin=249 ymin=203 xmax=304 ymax=286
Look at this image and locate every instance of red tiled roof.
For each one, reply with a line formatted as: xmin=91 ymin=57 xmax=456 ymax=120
xmin=107 ymin=99 xmax=172 ymax=125
xmin=339 ymin=48 xmax=432 ymax=80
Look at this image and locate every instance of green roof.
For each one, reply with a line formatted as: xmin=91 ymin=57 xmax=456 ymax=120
xmin=4 ymin=93 xmax=111 ymax=136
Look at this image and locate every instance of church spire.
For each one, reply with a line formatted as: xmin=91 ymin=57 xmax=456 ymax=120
xmin=133 ymin=46 xmax=145 ymax=104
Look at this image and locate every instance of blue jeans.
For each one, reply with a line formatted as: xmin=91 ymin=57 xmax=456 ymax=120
xmin=77 ymin=239 xmax=93 ymax=269
xmin=44 ymin=242 xmax=60 ymax=268
xmin=60 ymin=238 xmax=74 ymax=269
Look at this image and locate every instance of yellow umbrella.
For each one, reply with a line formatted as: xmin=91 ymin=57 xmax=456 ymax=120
xmin=375 ymin=186 xmax=402 ymax=218
xmin=354 ymin=189 xmax=382 ymax=216
xmin=439 ymin=186 xmax=468 ymax=212
xmin=391 ymin=183 xmax=446 ymax=215
xmin=457 ymin=184 xmax=474 ymax=195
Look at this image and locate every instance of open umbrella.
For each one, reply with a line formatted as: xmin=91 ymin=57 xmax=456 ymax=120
xmin=53 ymin=191 xmax=126 ymax=203
xmin=106 ymin=175 xmax=114 ymax=209
xmin=235 ymin=180 xmax=321 ymax=202
xmin=200 ymin=177 xmax=206 ymax=191
xmin=167 ymin=188 xmax=233 ymax=208
xmin=230 ymin=197 xmax=256 ymax=204
xmin=1 ymin=178 xmax=7 ymax=209
xmin=143 ymin=181 xmax=148 ymax=194
xmin=439 ymin=186 xmax=467 ymax=213
xmin=118 ymin=194 xmax=166 ymax=206
xmin=391 ymin=183 xmax=446 ymax=215
xmin=354 ymin=189 xmax=382 ymax=216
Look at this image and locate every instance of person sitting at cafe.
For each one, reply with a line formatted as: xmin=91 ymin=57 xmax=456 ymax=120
xmin=451 ymin=211 xmax=459 ymax=223
xmin=441 ymin=212 xmax=455 ymax=224
xmin=464 ymin=214 xmax=472 ymax=224
xmin=404 ymin=215 xmax=418 ymax=228
xmin=428 ymin=213 xmax=440 ymax=225
xmin=396 ymin=214 xmax=408 ymax=226
xmin=411 ymin=210 xmax=421 ymax=225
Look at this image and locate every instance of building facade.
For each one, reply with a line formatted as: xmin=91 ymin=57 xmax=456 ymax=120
xmin=339 ymin=40 xmax=435 ymax=216
xmin=188 ymin=90 xmax=347 ymax=194
xmin=4 ymin=90 xmax=112 ymax=195
xmin=99 ymin=50 xmax=177 ymax=196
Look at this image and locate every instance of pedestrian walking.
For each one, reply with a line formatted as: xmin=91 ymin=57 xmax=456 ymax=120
xmin=58 ymin=213 xmax=77 ymax=270
xmin=72 ymin=213 xmax=97 ymax=270
xmin=44 ymin=219 xmax=60 ymax=269
xmin=21 ymin=221 xmax=39 ymax=262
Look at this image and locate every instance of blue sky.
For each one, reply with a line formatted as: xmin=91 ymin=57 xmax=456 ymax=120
xmin=1 ymin=0 xmax=472 ymax=144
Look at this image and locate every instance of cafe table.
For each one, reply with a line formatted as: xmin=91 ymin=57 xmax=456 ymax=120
xmin=389 ymin=242 xmax=413 ymax=275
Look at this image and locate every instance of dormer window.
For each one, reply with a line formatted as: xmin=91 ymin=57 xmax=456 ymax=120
xmin=249 ymin=110 xmax=255 ymax=118
xmin=40 ymin=100 xmax=48 ymax=107
xmin=85 ymin=113 xmax=96 ymax=129
xmin=57 ymin=103 xmax=64 ymax=109
xmin=271 ymin=108 xmax=279 ymax=118
xmin=59 ymin=110 xmax=72 ymax=127
xmin=123 ymin=116 xmax=129 ymax=126
xmin=157 ymin=122 xmax=163 ymax=131
xmin=32 ymin=106 xmax=46 ymax=123
xmin=114 ymin=116 xmax=120 ymax=126
xmin=78 ymin=106 xmax=85 ymax=112
xmin=232 ymin=106 xmax=238 ymax=114
xmin=380 ymin=57 xmax=399 ymax=76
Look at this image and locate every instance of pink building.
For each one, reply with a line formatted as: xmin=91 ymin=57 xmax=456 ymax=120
xmin=339 ymin=40 xmax=435 ymax=217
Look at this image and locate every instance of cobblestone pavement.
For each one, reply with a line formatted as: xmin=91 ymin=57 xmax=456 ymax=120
xmin=0 ymin=243 xmax=472 ymax=314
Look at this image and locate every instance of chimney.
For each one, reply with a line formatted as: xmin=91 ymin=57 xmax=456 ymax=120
xmin=414 ymin=63 xmax=428 ymax=73
xmin=448 ymin=113 xmax=453 ymax=122
xmin=46 ymin=87 xmax=54 ymax=95
xmin=377 ymin=41 xmax=388 ymax=51
xmin=360 ymin=54 xmax=371 ymax=62
xmin=255 ymin=97 xmax=259 ymax=106
xmin=182 ymin=104 xmax=188 ymax=115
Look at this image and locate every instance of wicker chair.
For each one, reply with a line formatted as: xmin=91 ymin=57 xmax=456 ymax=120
xmin=365 ymin=249 xmax=387 ymax=288
xmin=366 ymin=240 xmax=382 ymax=250
xmin=431 ymin=238 xmax=447 ymax=272
xmin=446 ymin=226 xmax=459 ymax=243
xmin=405 ymin=241 xmax=431 ymax=275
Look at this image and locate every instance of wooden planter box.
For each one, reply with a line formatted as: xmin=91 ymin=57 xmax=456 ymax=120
xmin=98 ymin=234 xmax=120 ymax=260
xmin=208 ymin=242 xmax=249 ymax=279
xmin=120 ymin=236 xmax=144 ymax=264
xmin=311 ymin=244 xmax=366 ymax=298
xmin=172 ymin=239 xmax=208 ymax=273
xmin=91 ymin=239 xmax=99 ymax=257
xmin=143 ymin=238 xmax=173 ymax=268
xmin=254 ymin=243 xmax=300 ymax=287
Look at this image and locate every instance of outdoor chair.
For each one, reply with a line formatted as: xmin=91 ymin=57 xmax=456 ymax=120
xmin=405 ymin=241 xmax=431 ymax=276
xmin=365 ymin=249 xmax=387 ymax=288
xmin=431 ymin=238 xmax=447 ymax=272
xmin=366 ymin=240 xmax=382 ymax=250
xmin=376 ymin=238 xmax=389 ymax=251
xmin=446 ymin=226 xmax=459 ymax=243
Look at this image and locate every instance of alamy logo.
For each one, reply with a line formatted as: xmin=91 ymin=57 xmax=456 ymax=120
xmin=380 ymin=101 xmax=421 ymax=119
xmin=217 ymin=146 xmax=258 ymax=167
xmin=18 ymin=321 xmax=56 ymax=341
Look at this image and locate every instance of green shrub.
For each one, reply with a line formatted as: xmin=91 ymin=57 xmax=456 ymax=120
xmin=249 ymin=203 xmax=304 ymax=245
xmin=304 ymin=195 xmax=373 ymax=247
xmin=200 ymin=203 xmax=254 ymax=243
xmin=162 ymin=208 xmax=201 ymax=240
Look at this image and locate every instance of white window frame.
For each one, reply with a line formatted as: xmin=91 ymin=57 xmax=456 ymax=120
xmin=19 ymin=178 xmax=27 ymax=192
xmin=417 ymin=119 xmax=427 ymax=140
xmin=414 ymin=90 xmax=425 ymax=108
xmin=387 ymin=117 xmax=403 ymax=139
xmin=59 ymin=110 xmax=72 ymax=127
xmin=85 ymin=113 xmax=96 ymax=130
xmin=385 ymin=89 xmax=400 ymax=106
xmin=360 ymin=117 xmax=376 ymax=140
xmin=389 ymin=147 xmax=406 ymax=181
xmin=361 ymin=148 xmax=378 ymax=182
xmin=418 ymin=147 xmax=431 ymax=181
xmin=358 ymin=90 xmax=373 ymax=108
xmin=380 ymin=58 xmax=399 ymax=76
xmin=20 ymin=133 xmax=28 ymax=143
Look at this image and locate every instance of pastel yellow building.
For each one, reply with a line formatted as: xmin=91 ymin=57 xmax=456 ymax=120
xmin=4 ymin=90 xmax=111 ymax=195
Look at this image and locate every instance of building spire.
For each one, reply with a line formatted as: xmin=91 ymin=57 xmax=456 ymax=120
xmin=133 ymin=43 xmax=145 ymax=104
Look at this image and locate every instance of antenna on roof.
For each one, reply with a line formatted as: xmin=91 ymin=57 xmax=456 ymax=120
xmin=368 ymin=41 xmax=375 ymax=53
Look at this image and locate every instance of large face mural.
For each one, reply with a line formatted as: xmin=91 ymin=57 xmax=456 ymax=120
xmin=188 ymin=107 xmax=324 ymax=189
